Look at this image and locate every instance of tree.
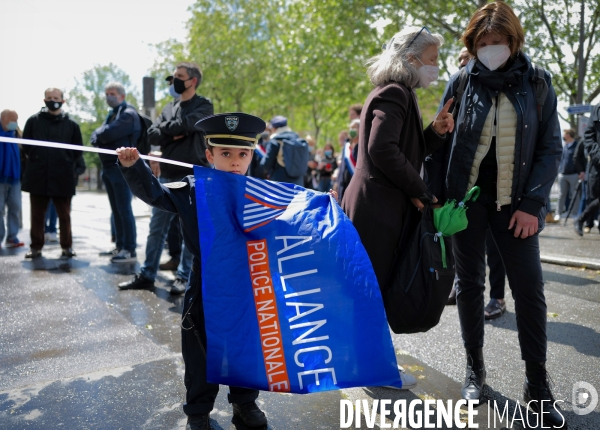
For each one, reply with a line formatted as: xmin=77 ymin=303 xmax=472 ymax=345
xmin=520 ymin=0 xmax=600 ymax=126
xmin=68 ymin=64 xmax=139 ymax=188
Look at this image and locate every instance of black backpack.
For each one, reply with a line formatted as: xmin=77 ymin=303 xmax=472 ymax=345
xmin=278 ymin=136 xmax=309 ymax=178
xmin=452 ymin=62 xmax=549 ymax=121
xmin=134 ymin=112 xmax=152 ymax=155
xmin=383 ymin=205 xmax=455 ymax=334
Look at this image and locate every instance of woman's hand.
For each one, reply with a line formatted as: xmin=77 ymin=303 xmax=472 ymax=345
xmin=432 ymin=98 xmax=455 ymax=135
xmin=116 ymin=147 xmax=140 ymax=168
xmin=508 ymin=210 xmax=538 ymax=239
xmin=411 ymin=195 xmax=438 ymax=210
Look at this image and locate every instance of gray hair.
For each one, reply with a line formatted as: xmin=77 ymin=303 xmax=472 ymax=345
xmin=104 ymin=82 xmax=126 ymax=96
xmin=367 ymin=26 xmax=444 ymax=88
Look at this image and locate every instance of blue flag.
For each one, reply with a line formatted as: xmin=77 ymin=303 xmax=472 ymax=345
xmin=194 ymin=166 xmax=400 ymax=394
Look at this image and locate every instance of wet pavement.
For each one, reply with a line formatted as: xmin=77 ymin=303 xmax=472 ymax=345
xmin=1 ymin=190 xmax=599 ymax=429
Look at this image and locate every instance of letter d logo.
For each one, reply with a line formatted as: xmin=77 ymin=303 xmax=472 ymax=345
xmin=572 ymin=381 xmax=598 ymax=415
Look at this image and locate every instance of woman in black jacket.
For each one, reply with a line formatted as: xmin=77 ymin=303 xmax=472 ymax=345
xmin=430 ymin=3 xmax=565 ymax=428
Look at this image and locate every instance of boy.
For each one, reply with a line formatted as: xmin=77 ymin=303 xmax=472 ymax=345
xmin=116 ymin=113 xmax=268 ymax=430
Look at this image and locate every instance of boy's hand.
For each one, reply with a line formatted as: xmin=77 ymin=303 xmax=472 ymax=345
xmin=116 ymin=147 xmax=140 ymax=168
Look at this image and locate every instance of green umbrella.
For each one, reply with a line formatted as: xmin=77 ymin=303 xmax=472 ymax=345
xmin=433 ymin=186 xmax=480 ymax=268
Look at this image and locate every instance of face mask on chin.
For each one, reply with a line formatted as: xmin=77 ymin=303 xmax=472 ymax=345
xmin=477 ymin=44 xmax=511 ymax=71
xmin=416 ymin=58 xmax=440 ymax=89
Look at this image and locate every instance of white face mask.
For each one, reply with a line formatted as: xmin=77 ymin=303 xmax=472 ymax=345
xmin=477 ymin=45 xmax=510 ymax=71
xmin=416 ymin=58 xmax=440 ymax=89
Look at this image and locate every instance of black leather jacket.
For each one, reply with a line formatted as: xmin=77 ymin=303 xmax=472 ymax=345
xmin=148 ymin=94 xmax=214 ymax=179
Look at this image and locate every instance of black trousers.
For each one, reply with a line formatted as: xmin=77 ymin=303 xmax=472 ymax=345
xmin=454 ymin=201 xmax=547 ymax=362
xmin=167 ymin=216 xmax=182 ymax=260
xmin=181 ymin=266 xmax=259 ymax=416
xmin=486 ymin=231 xmax=506 ymax=299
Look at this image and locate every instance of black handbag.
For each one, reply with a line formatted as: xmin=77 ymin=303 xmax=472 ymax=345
xmin=383 ymin=204 xmax=455 ymax=334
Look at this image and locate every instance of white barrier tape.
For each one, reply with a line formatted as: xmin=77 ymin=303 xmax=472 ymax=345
xmin=0 ymin=136 xmax=194 ymax=169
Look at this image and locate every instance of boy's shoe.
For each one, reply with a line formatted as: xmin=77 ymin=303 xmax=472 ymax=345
xmin=5 ymin=238 xmax=24 ymax=248
xmin=111 ymin=250 xmax=137 ymax=263
xmin=159 ymin=257 xmax=180 ymax=271
xmin=118 ymin=274 xmax=154 ymax=290
xmin=170 ymin=278 xmax=187 ymax=295
xmin=186 ymin=414 xmax=210 ymax=430
xmin=61 ymin=248 xmax=76 ymax=259
xmin=25 ymin=249 xmax=43 ymax=259
xmin=382 ymin=365 xmax=418 ymax=390
xmin=45 ymin=232 xmax=59 ymax=243
xmin=99 ymin=248 xmax=119 ymax=257
xmin=232 ymin=401 xmax=267 ymax=428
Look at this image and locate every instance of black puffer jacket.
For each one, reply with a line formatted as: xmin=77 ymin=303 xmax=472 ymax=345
xmin=148 ymin=94 xmax=213 ymax=179
xmin=22 ymin=109 xmax=83 ymax=197
xmin=583 ymin=104 xmax=600 ymax=201
xmin=430 ymin=54 xmax=562 ymax=228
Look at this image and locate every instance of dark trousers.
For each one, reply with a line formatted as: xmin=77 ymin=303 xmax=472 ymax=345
xmin=580 ymin=198 xmax=600 ymax=227
xmin=30 ymin=194 xmax=72 ymax=250
xmin=167 ymin=216 xmax=182 ymax=260
xmin=101 ymin=165 xmax=136 ymax=253
xmin=181 ymin=267 xmax=259 ymax=416
xmin=486 ymin=231 xmax=506 ymax=299
xmin=454 ymin=201 xmax=547 ymax=362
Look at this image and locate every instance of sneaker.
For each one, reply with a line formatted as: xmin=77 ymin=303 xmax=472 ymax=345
xmin=584 ymin=226 xmax=591 ymax=234
xmin=118 ymin=273 xmax=154 ymax=290
xmin=170 ymin=277 xmax=187 ymax=295
xmin=232 ymin=401 xmax=268 ymax=428
xmin=186 ymin=414 xmax=210 ymax=430
xmin=159 ymin=257 xmax=180 ymax=271
xmin=383 ymin=365 xmax=418 ymax=390
xmin=484 ymin=298 xmax=506 ymax=320
xmin=5 ymin=238 xmax=24 ymax=248
xmin=45 ymin=232 xmax=58 ymax=243
xmin=111 ymin=250 xmax=137 ymax=263
xmin=61 ymin=248 xmax=76 ymax=259
xmin=25 ymin=248 xmax=43 ymax=259
xmin=99 ymin=248 xmax=119 ymax=257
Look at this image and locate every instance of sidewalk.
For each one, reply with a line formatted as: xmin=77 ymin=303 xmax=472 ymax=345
xmin=540 ymin=218 xmax=600 ymax=270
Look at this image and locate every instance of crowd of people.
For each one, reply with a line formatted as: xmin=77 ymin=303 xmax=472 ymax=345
xmin=4 ymin=1 xmax=600 ymax=429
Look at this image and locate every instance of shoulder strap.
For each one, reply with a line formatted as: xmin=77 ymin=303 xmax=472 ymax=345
xmin=451 ymin=67 xmax=469 ymax=118
xmin=531 ymin=64 xmax=549 ymax=122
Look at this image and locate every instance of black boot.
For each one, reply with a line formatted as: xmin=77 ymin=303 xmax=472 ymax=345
xmin=232 ymin=401 xmax=268 ymax=427
xmin=573 ymin=217 xmax=584 ymax=236
xmin=461 ymin=348 xmax=486 ymax=403
xmin=524 ymin=362 xmax=568 ymax=429
xmin=186 ymin=413 xmax=210 ymax=430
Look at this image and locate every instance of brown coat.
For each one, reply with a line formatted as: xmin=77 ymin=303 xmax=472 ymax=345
xmin=342 ymin=82 xmax=446 ymax=287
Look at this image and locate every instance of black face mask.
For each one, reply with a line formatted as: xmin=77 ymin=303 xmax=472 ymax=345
xmin=173 ymin=77 xmax=192 ymax=95
xmin=45 ymin=100 xmax=63 ymax=111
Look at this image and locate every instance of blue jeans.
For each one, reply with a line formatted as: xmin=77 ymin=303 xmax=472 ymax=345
xmin=0 ymin=181 xmax=22 ymax=242
xmin=45 ymin=200 xmax=58 ymax=233
xmin=140 ymin=177 xmax=192 ymax=282
xmin=102 ymin=165 xmax=137 ymax=253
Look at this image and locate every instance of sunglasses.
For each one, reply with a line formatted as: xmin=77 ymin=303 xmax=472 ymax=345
xmin=406 ymin=26 xmax=431 ymax=49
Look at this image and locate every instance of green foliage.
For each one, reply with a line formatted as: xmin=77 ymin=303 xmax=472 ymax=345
xmin=68 ymin=63 xmax=140 ymax=167
xmin=149 ymin=0 xmax=598 ymax=148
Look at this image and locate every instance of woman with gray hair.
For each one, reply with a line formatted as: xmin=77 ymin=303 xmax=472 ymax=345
xmin=341 ymin=25 xmax=454 ymax=388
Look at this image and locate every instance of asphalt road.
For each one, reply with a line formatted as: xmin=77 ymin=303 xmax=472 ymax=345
xmin=1 ymin=190 xmax=598 ymax=429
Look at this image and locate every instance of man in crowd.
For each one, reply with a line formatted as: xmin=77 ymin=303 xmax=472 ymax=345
xmin=575 ymin=103 xmax=600 ymax=235
xmin=555 ymin=128 xmax=582 ymax=220
xmin=118 ymin=61 xmax=214 ymax=295
xmin=91 ymin=82 xmax=141 ymax=263
xmin=22 ymin=88 xmax=83 ymax=259
xmin=259 ymin=115 xmax=308 ymax=186
xmin=0 ymin=109 xmax=24 ymax=249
